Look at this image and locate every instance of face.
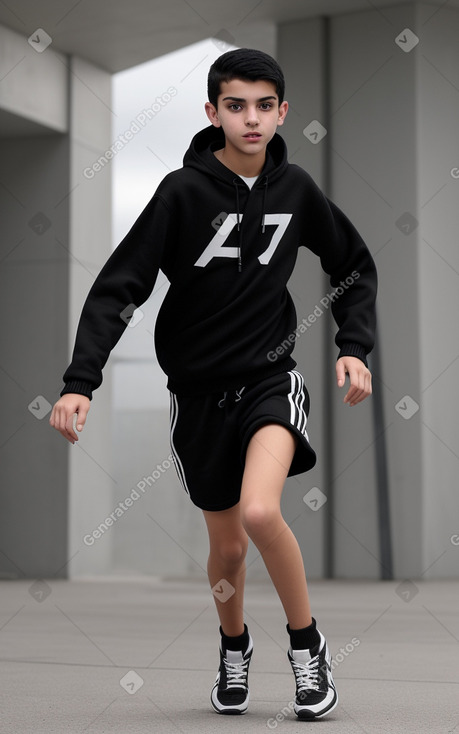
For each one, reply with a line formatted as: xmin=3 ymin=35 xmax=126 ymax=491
xmin=205 ymin=78 xmax=288 ymax=158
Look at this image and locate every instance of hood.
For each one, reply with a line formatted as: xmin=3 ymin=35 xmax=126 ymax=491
xmin=183 ymin=125 xmax=289 ymax=185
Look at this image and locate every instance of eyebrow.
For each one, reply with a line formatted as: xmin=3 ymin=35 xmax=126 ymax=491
xmin=221 ymin=96 xmax=277 ymax=102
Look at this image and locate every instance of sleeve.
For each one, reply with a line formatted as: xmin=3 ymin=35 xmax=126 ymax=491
xmin=304 ymin=187 xmax=377 ymax=366
xmin=60 ymin=194 xmax=173 ymax=399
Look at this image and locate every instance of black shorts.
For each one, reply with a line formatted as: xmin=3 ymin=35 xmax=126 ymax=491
xmin=169 ymin=370 xmax=316 ymax=511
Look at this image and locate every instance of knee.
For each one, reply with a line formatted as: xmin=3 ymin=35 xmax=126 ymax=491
xmin=211 ymin=536 xmax=248 ymax=568
xmin=240 ymin=503 xmax=281 ymax=542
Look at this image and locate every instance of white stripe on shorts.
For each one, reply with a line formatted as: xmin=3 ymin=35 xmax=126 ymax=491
xmin=169 ymin=392 xmax=190 ymax=495
xmin=288 ymin=370 xmax=310 ymax=441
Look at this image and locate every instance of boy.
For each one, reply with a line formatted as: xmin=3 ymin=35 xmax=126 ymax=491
xmin=50 ymin=48 xmax=376 ymax=719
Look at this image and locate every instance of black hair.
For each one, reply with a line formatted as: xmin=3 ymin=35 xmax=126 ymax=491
xmin=207 ymin=47 xmax=285 ymax=107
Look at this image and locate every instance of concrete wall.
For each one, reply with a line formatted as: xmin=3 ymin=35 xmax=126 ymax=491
xmin=331 ymin=3 xmax=459 ymax=578
xmin=0 ymin=24 xmax=67 ymax=132
xmin=0 ymin=133 xmax=70 ymax=578
xmin=416 ymin=4 xmax=459 ymax=576
xmin=66 ymin=56 xmax=113 ymax=577
xmin=0 ymin=24 xmax=113 ymax=579
xmin=329 ymin=6 xmax=418 ymax=578
xmin=0 ymin=24 xmax=70 ymax=579
xmin=279 ymin=3 xmax=459 ymax=579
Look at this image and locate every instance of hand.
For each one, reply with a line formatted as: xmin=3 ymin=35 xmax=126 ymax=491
xmin=336 ymin=356 xmax=372 ymax=407
xmin=49 ymin=393 xmax=91 ymax=444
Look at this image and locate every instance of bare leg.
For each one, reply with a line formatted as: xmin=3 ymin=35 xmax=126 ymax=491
xmin=239 ymin=424 xmax=312 ymax=630
xmin=202 ymin=504 xmax=248 ymax=637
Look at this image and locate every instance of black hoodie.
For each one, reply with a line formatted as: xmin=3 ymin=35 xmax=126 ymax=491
xmin=61 ymin=125 xmax=377 ymax=399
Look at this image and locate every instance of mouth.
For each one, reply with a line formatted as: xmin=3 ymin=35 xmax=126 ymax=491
xmin=243 ymin=132 xmax=262 ymax=139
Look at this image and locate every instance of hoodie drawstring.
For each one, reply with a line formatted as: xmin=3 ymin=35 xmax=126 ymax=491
xmin=218 ymin=387 xmax=245 ymax=408
xmin=261 ymin=175 xmax=268 ymax=234
xmin=233 ymin=178 xmax=242 ymax=272
xmin=232 ymin=174 xmax=269 ymax=273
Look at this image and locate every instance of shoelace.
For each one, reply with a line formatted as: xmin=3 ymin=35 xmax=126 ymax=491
xmin=291 ymin=654 xmax=321 ymax=693
xmin=223 ymin=657 xmax=250 ymax=689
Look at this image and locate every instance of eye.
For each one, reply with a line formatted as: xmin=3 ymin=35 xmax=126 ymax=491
xmin=259 ymin=102 xmax=273 ymax=110
xmin=228 ymin=103 xmax=242 ymax=111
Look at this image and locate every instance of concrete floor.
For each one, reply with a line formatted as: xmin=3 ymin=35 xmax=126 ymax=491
xmin=0 ymin=577 xmax=458 ymax=733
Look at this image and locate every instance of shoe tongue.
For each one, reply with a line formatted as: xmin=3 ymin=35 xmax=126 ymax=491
xmin=291 ymin=647 xmax=314 ymax=664
xmin=225 ymin=649 xmax=244 ymax=663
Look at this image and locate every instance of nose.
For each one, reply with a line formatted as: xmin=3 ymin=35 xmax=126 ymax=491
xmin=245 ymin=106 xmax=259 ymax=126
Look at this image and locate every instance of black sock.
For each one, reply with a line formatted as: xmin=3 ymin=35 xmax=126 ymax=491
xmin=287 ymin=618 xmax=320 ymax=651
xmin=220 ymin=623 xmax=250 ymax=652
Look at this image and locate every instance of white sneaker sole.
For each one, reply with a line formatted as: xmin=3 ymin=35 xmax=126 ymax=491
xmin=295 ymin=688 xmax=338 ymax=719
xmin=210 ymin=683 xmax=249 ymax=715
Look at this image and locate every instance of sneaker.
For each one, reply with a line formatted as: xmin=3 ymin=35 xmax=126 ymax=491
xmin=210 ymin=634 xmax=253 ymax=715
xmin=288 ymin=630 xmax=338 ymax=719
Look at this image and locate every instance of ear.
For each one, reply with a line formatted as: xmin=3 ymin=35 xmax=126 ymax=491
xmin=276 ymin=100 xmax=289 ymax=127
xmin=205 ymin=101 xmax=221 ymax=127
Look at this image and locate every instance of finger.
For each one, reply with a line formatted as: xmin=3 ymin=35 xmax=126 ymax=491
xmin=55 ymin=405 xmax=78 ymax=443
xmin=344 ymin=368 xmax=365 ymax=405
xmin=336 ymin=360 xmax=346 ymax=388
xmin=59 ymin=406 xmax=71 ymax=435
xmin=53 ymin=416 xmax=75 ymax=444
xmin=361 ymin=373 xmax=372 ymax=401
xmin=344 ymin=386 xmax=362 ymax=405
xmin=65 ymin=412 xmax=79 ymax=442
xmin=54 ymin=408 xmax=71 ymax=442
xmin=49 ymin=406 xmax=62 ymax=435
xmin=348 ymin=372 xmax=372 ymax=406
xmin=50 ymin=403 xmax=63 ymax=428
xmin=63 ymin=428 xmax=77 ymax=444
xmin=343 ymin=368 xmax=358 ymax=403
xmin=348 ymin=389 xmax=364 ymax=406
xmin=75 ymin=406 xmax=88 ymax=432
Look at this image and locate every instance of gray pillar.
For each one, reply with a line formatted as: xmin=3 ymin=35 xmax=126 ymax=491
xmin=66 ymin=56 xmax=114 ymax=577
xmin=330 ymin=2 xmax=459 ymax=579
xmin=279 ymin=2 xmax=459 ymax=579
xmin=414 ymin=3 xmax=459 ymax=577
xmin=278 ymin=18 xmax=329 ymax=578
xmin=0 ymin=24 xmax=69 ymax=579
xmin=0 ymin=133 xmax=71 ymax=579
xmin=0 ymin=23 xmax=112 ymax=578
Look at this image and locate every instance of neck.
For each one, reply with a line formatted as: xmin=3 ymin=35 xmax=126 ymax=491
xmin=214 ymin=147 xmax=265 ymax=178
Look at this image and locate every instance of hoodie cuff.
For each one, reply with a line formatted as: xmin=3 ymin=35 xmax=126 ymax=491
xmin=337 ymin=343 xmax=368 ymax=367
xmin=60 ymin=380 xmax=94 ymax=400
